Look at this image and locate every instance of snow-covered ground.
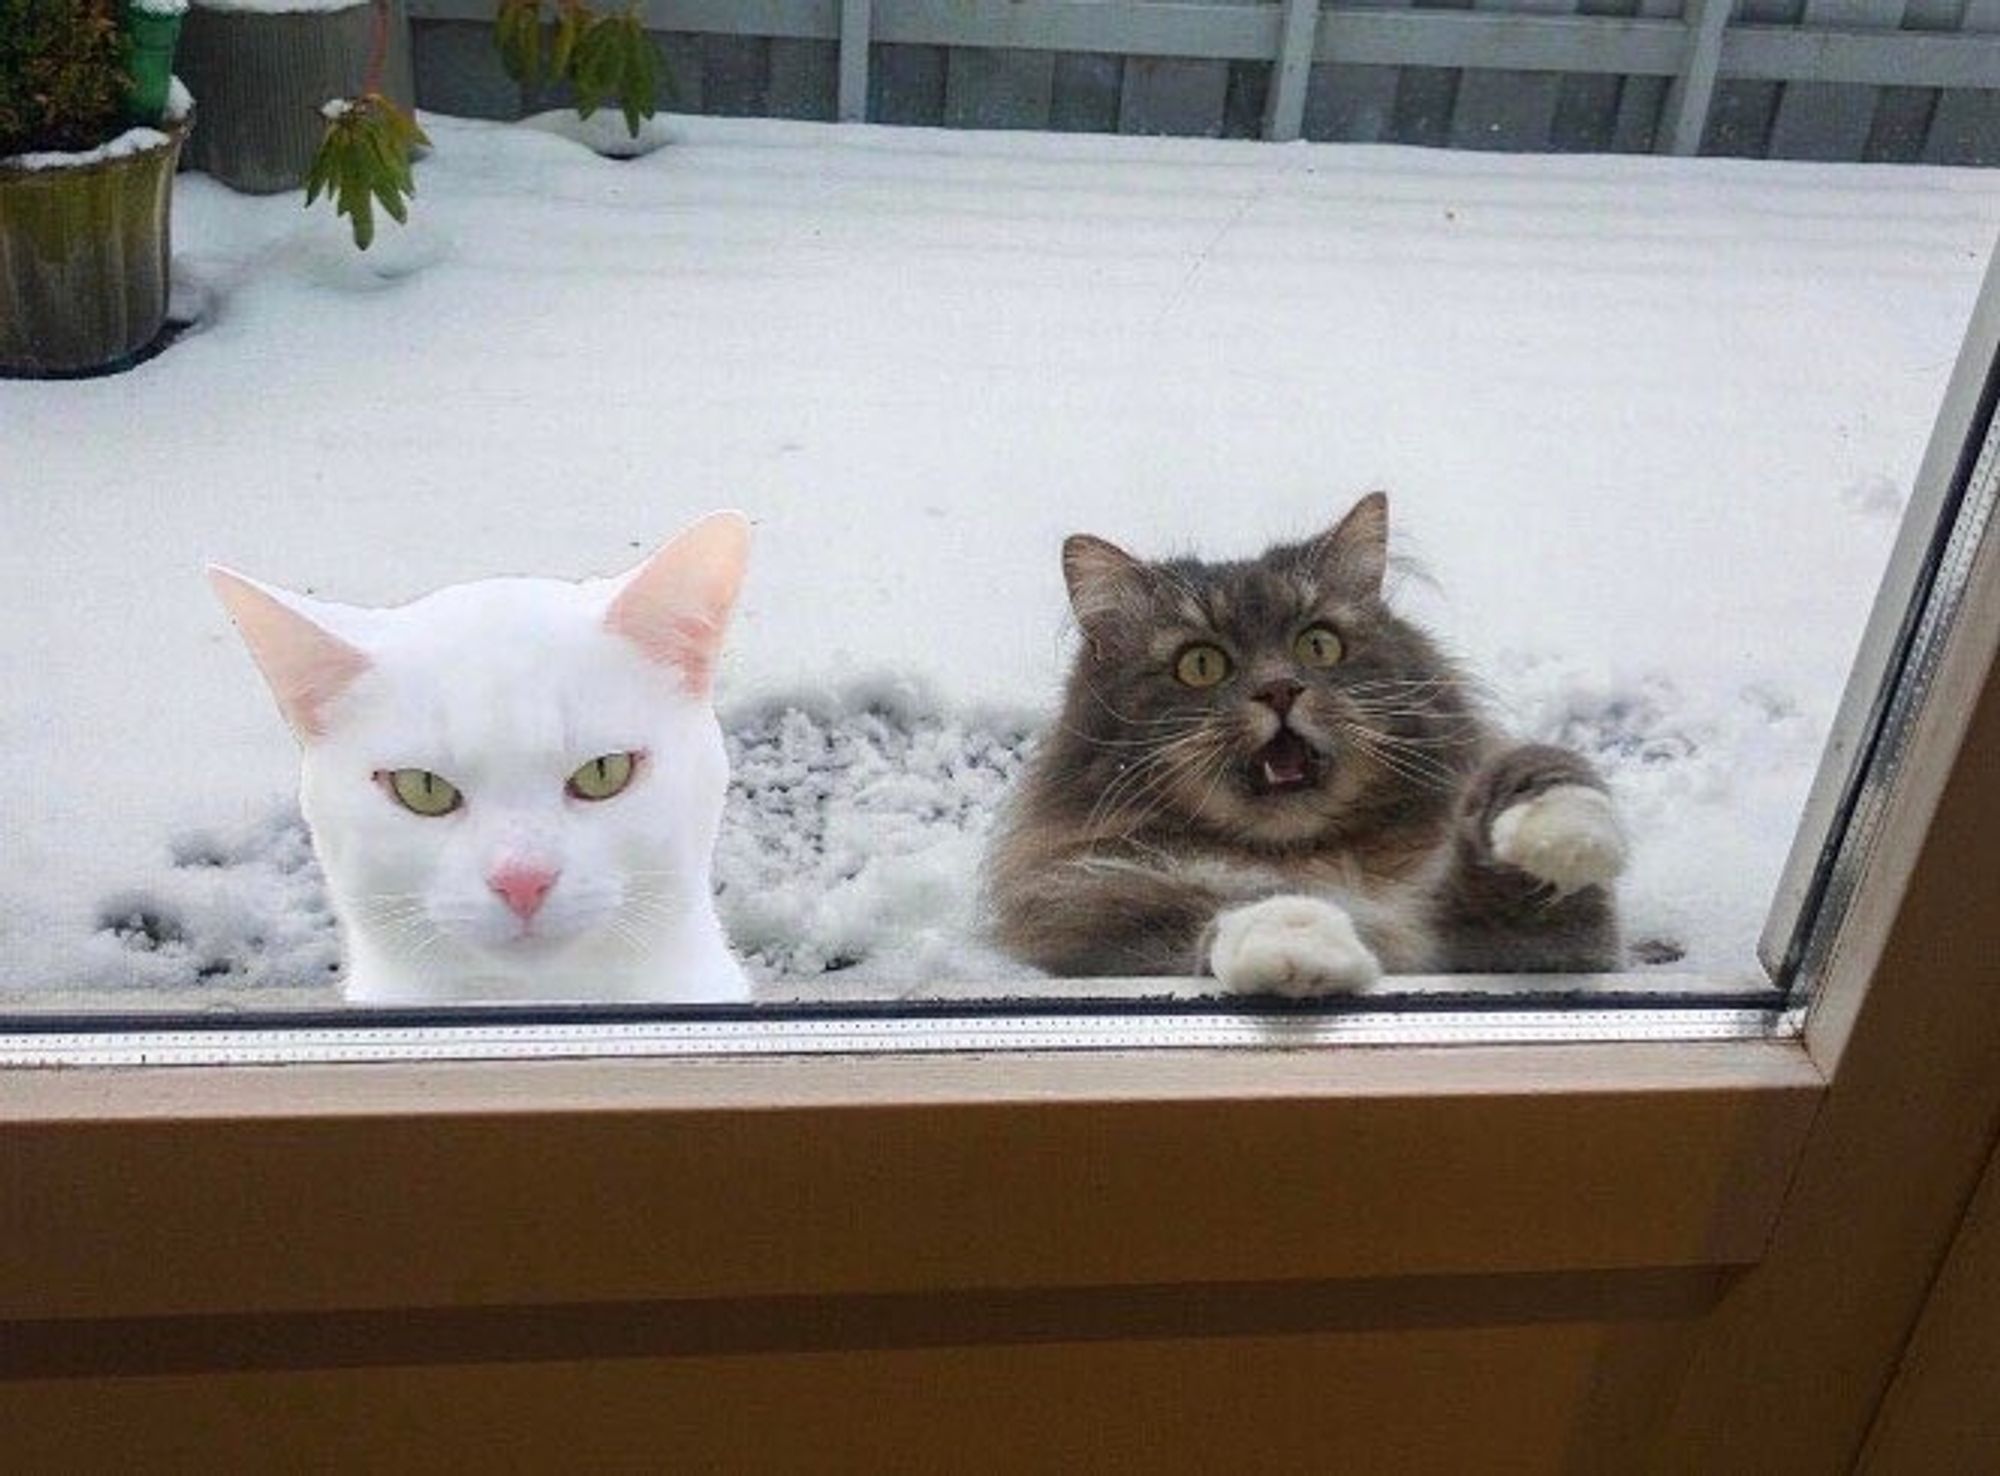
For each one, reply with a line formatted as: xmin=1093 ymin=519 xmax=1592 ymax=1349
xmin=4 ymin=112 xmax=1996 ymax=1005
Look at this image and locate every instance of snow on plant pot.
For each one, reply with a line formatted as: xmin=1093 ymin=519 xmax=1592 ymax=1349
xmin=176 ymin=0 xmax=412 ymax=193
xmin=0 ymin=0 xmax=194 ymax=377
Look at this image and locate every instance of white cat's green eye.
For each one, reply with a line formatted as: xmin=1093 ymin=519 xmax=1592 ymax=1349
xmin=382 ymin=768 xmax=462 ymax=817
xmin=568 ymin=751 xmax=638 ymax=802
xmin=1174 ymin=644 xmax=1232 ymax=688
xmin=1294 ymin=625 xmax=1345 ymax=668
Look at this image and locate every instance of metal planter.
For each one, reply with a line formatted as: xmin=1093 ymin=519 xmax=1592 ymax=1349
xmin=177 ymin=0 xmax=415 ymax=194
xmin=0 ymin=116 xmax=191 ymax=378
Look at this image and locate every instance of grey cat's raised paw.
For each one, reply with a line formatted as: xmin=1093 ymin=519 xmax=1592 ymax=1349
xmin=1208 ymin=895 xmax=1381 ymax=996
xmin=1490 ymin=784 xmax=1627 ymax=897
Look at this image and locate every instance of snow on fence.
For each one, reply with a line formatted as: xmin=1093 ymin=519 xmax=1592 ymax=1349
xmin=403 ymin=0 xmax=2000 ymax=163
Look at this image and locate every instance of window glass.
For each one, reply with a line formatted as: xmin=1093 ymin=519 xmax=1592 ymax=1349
xmin=4 ymin=17 xmax=1997 ymax=1036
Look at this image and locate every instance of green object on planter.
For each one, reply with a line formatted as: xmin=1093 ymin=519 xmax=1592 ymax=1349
xmin=122 ymin=3 xmax=184 ymax=125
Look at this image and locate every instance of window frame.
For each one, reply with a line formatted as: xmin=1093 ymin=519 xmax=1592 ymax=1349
xmin=8 ymin=219 xmax=2000 ymax=1460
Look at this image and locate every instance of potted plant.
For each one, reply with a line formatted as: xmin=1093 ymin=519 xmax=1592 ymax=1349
xmin=300 ymin=0 xmax=664 ymax=250
xmin=0 ymin=0 xmax=194 ymax=377
xmin=494 ymin=0 xmax=664 ymax=149
xmin=175 ymin=0 xmax=414 ymax=194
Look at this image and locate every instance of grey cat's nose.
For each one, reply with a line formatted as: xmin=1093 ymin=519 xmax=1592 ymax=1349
xmin=1251 ymin=679 xmax=1305 ymax=717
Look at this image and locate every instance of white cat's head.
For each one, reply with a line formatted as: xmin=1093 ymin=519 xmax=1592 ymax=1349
xmin=210 ymin=512 xmax=750 ymax=1001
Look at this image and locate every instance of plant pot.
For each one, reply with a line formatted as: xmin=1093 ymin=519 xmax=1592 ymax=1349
xmin=177 ymin=0 xmax=415 ymax=194
xmin=0 ymin=114 xmax=191 ymax=378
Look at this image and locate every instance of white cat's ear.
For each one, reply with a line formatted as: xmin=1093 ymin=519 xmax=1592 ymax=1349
xmin=1315 ymin=491 xmax=1390 ymax=595
xmin=1063 ymin=534 xmax=1150 ymax=640
xmin=606 ymin=510 xmax=751 ymax=698
xmin=208 ymin=567 xmax=371 ymax=741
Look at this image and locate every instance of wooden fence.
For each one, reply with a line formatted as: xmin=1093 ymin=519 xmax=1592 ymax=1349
xmin=404 ymin=0 xmax=2000 ymax=163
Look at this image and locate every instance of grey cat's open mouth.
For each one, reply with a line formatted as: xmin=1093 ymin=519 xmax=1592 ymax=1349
xmin=1247 ymin=730 xmax=1325 ymax=796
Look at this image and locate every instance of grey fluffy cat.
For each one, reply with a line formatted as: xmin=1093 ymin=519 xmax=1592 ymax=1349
xmin=984 ymin=493 xmax=1628 ymax=992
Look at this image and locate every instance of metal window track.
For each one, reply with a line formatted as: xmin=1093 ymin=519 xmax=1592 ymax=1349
xmin=1 ymin=997 xmax=1790 ymax=1067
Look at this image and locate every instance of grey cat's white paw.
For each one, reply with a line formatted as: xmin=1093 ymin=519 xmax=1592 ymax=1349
xmin=1208 ymin=895 xmax=1382 ymax=996
xmin=1490 ymin=784 xmax=1627 ymax=897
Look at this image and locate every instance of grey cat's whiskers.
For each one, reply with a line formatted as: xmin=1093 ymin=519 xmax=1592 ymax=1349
xmin=1077 ymin=675 xmax=1206 ymax=732
xmin=1335 ymin=726 xmax=1464 ymax=796
xmin=1095 ymin=738 xmax=1231 ymax=840
xmin=1081 ymin=730 xmax=1229 ymax=839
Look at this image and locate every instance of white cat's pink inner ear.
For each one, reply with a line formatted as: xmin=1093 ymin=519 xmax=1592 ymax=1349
xmin=605 ymin=511 xmax=751 ymax=697
xmin=208 ymin=568 xmax=371 ymax=740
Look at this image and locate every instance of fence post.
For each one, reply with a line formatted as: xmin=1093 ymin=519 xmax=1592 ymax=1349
xmin=839 ymin=0 xmax=872 ymax=122
xmin=1265 ymin=0 xmax=1323 ymax=141
xmin=1656 ymin=0 xmax=1732 ymax=154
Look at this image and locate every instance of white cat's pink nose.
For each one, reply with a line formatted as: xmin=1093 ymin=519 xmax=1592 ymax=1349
xmin=489 ymin=864 xmax=559 ymax=920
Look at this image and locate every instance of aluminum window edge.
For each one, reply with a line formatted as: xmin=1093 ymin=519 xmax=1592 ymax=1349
xmin=0 ymin=1003 xmax=1791 ymax=1068
xmin=1759 ymin=237 xmax=2000 ymax=998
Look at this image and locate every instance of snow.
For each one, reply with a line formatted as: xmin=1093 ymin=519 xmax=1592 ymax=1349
xmin=521 ymin=108 xmax=675 ymax=160
xmin=6 ymin=125 xmax=170 ymax=172
xmin=3 ymin=112 xmax=1996 ymax=1006
xmin=133 ymin=0 xmax=190 ymax=16
xmin=192 ymin=0 xmax=368 ymax=14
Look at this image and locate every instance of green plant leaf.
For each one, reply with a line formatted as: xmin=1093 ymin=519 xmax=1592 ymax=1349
xmin=305 ymin=94 xmax=425 ymax=251
xmin=494 ymin=0 xmax=545 ymax=87
xmin=550 ymin=1 xmax=585 ymax=80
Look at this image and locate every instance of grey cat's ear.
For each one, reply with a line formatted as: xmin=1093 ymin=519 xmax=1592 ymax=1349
xmin=1314 ymin=491 xmax=1390 ymax=595
xmin=607 ymin=510 xmax=751 ymax=698
xmin=208 ymin=567 xmax=371 ymax=742
xmin=1062 ymin=534 xmax=1150 ymax=641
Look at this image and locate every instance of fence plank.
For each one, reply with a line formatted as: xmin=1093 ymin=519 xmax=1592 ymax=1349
xmin=1119 ymin=55 xmax=1233 ymax=133
xmin=657 ymin=32 xmax=708 ymax=112
xmin=945 ymin=48 xmax=1059 ymax=128
xmin=410 ymin=20 xmax=524 ymax=121
xmin=1926 ymin=0 xmax=2000 ymax=160
xmin=1391 ymin=0 xmax=1471 ymax=145
xmin=1551 ymin=0 xmax=1639 ymax=149
xmin=870 ymin=43 xmax=947 ymax=123
xmin=1768 ymin=0 xmax=1910 ymax=158
xmin=1265 ymin=0 xmax=1324 ymax=138
xmin=1657 ymin=0 xmax=1732 ymax=152
xmin=1452 ymin=0 xmax=1580 ymax=149
xmin=839 ymin=0 xmax=872 ymax=119
xmin=1304 ymin=0 xmax=1414 ymax=142
xmin=1050 ymin=52 xmax=1126 ymax=129
xmin=701 ymin=34 xmax=771 ymax=115
xmin=1864 ymin=0 xmax=1965 ymax=158
xmin=1703 ymin=0 xmax=1802 ymax=153
xmin=1612 ymin=0 xmax=1687 ymax=149
xmin=768 ymin=38 xmax=840 ymax=119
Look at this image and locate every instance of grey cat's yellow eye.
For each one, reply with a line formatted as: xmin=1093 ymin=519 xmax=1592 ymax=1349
xmin=1294 ymin=626 xmax=1345 ymax=668
xmin=568 ymin=751 xmax=638 ymax=802
xmin=1174 ymin=644 xmax=1232 ymax=688
xmin=382 ymin=769 xmax=462 ymax=817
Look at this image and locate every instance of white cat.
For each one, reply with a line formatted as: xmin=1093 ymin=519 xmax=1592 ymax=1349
xmin=210 ymin=512 xmax=752 ymax=1004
